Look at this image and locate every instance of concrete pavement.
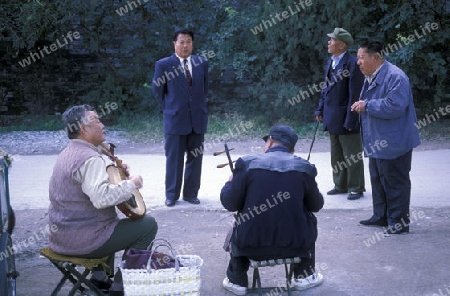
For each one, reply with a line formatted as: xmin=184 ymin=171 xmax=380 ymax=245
xmin=8 ymin=147 xmax=450 ymax=296
xmin=9 ymin=149 xmax=450 ymax=211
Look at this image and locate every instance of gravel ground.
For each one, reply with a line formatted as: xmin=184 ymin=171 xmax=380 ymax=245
xmin=0 ymin=130 xmax=331 ymax=156
xmin=0 ymin=130 xmax=141 ymax=155
xmin=1 ymin=130 xmax=449 ymax=157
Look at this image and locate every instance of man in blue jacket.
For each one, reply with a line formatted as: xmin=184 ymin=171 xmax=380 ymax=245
xmin=315 ymin=28 xmax=365 ymax=201
xmin=352 ymin=40 xmax=420 ymax=234
xmin=220 ymin=125 xmax=324 ymax=295
xmin=152 ymin=28 xmax=209 ymax=207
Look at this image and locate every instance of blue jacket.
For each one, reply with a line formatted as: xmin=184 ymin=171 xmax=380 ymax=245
xmin=315 ymin=52 xmax=364 ymax=135
xmin=360 ymin=61 xmax=420 ymax=159
xmin=220 ymin=146 xmax=324 ymax=258
xmin=152 ymin=54 xmax=209 ymax=135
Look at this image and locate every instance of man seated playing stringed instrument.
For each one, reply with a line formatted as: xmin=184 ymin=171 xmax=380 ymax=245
xmin=220 ymin=125 xmax=324 ymax=295
xmin=48 ymin=104 xmax=158 ymax=296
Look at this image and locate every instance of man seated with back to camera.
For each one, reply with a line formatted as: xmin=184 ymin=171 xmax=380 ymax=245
xmin=47 ymin=104 xmax=158 ymax=296
xmin=220 ymin=124 xmax=324 ymax=295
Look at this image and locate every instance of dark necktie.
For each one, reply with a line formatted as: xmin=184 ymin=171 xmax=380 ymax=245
xmin=184 ymin=59 xmax=192 ymax=88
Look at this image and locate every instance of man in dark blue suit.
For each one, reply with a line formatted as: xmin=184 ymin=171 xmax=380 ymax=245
xmin=152 ymin=28 xmax=209 ymax=207
xmin=315 ymin=28 xmax=365 ymax=201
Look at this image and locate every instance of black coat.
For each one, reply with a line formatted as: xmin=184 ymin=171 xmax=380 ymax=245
xmin=315 ymin=52 xmax=364 ymax=135
xmin=220 ymin=146 xmax=324 ymax=258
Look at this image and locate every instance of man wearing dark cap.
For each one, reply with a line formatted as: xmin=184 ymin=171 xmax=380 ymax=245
xmin=220 ymin=124 xmax=324 ymax=295
xmin=315 ymin=27 xmax=366 ymax=200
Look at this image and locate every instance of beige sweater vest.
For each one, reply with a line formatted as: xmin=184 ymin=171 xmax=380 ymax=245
xmin=48 ymin=140 xmax=118 ymax=255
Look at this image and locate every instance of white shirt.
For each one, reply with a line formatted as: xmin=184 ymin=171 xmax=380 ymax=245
xmin=331 ymin=52 xmax=346 ymax=69
xmin=176 ymin=54 xmax=192 ymax=79
xmin=71 ymin=139 xmax=136 ymax=209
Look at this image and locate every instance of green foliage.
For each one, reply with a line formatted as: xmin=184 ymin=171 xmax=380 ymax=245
xmin=206 ymin=0 xmax=369 ymax=123
xmin=0 ymin=115 xmax=63 ymax=132
xmin=110 ymin=112 xmax=163 ymax=142
xmin=107 ymin=113 xmax=326 ymax=143
xmin=0 ymin=0 xmax=448 ymax=125
xmin=363 ymin=0 xmax=449 ymax=111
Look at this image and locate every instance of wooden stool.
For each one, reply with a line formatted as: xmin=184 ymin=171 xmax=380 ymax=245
xmin=40 ymin=247 xmax=110 ymax=296
xmin=249 ymin=257 xmax=301 ymax=296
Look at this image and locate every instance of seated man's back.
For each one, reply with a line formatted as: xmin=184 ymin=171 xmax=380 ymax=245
xmin=221 ymin=152 xmax=323 ymax=258
xmin=220 ymin=124 xmax=324 ymax=295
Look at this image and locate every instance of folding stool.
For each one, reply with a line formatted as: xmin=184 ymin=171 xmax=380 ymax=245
xmin=249 ymin=257 xmax=301 ymax=296
xmin=40 ymin=247 xmax=110 ymax=296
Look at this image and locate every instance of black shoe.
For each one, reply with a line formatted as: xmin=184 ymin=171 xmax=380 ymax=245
xmin=327 ymin=188 xmax=347 ymax=195
xmin=384 ymin=225 xmax=409 ymax=235
xmin=183 ymin=197 xmax=200 ymax=204
xmin=89 ymin=277 xmax=113 ymax=291
xmin=109 ymin=290 xmax=124 ymax=296
xmin=359 ymin=216 xmax=388 ymax=226
xmin=347 ymin=192 xmax=363 ymax=200
xmin=109 ymin=282 xmax=124 ymax=296
xmin=165 ymin=199 xmax=176 ymax=207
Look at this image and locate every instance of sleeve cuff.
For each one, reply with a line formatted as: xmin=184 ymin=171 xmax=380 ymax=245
xmin=124 ymin=179 xmax=137 ymax=194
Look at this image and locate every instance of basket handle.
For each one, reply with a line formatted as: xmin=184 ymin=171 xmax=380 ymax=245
xmin=145 ymin=238 xmax=180 ymax=272
xmin=146 ymin=238 xmax=173 ymax=251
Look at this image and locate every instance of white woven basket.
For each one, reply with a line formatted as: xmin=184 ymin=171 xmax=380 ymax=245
xmin=121 ymin=254 xmax=203 ymax=296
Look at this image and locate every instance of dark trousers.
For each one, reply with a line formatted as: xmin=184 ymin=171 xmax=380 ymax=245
xmin=226 ymin=245 xmax=316 ymax=287
xmin=369 ymin=150 xmax=412 ymax=230
xmin=84 ymin=215 xmax=158 ymax=282
xmin=330 ymin=133 xmax=365 ymax=193
xmin=164 ymin=132 xmax=204 ymax=201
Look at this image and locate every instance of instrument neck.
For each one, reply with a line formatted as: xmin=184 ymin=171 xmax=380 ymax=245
xmin=100 ymin=143 xmax=127 ymax=178
xmin=99 ymin=143 xmax=118 ymax=163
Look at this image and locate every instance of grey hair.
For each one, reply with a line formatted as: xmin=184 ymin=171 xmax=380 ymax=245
xmin=62 ymin=104 xmax=94 ymax=139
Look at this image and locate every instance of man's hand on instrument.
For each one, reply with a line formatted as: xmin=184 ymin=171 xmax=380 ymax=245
xmin=315 ymin=115 xmax=323 ymax=122
xmin=130 ymin=175 xmax=143 ymax=189
xmin=121 ymin=163 xmax=131 ymax=176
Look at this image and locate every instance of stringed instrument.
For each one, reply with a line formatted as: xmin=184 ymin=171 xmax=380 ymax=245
xmin=99 ymin=142 xmax=146 ymax=220
xmin=214 ymin=143 xmax=235 ymax=172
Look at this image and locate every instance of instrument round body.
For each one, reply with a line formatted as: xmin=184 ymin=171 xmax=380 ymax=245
xmin=106 ymin=164 xmax=146 ymax=220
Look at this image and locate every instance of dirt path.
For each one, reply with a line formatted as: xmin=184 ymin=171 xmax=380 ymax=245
xmin=12 ymin=205 xmax=450 ymax=296
xmin=4 ymin=132 xmax=450 ymax=295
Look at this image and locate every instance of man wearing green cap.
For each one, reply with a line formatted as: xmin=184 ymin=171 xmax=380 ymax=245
xmin=315 ymin=27 xmax=366 ymax=200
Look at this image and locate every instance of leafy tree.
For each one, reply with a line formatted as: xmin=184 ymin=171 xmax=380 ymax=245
xmin=208 ymin=0 xmax=370 ymax=123
xmin=0 ymin=0 xmax=448 ymax=123
xmin=362 ymin=0 xmax=449 ymax=112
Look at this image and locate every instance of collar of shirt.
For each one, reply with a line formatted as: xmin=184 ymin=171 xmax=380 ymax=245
xmin=175 ymin=54 xmax=192 ymax=73
xmin=365 ymin=61 xmax=385 ymax=85
xmin=331 ymin=51 xmax=346 ymax=69
xmin=72 ymin=139 xmax=100 ymax=153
